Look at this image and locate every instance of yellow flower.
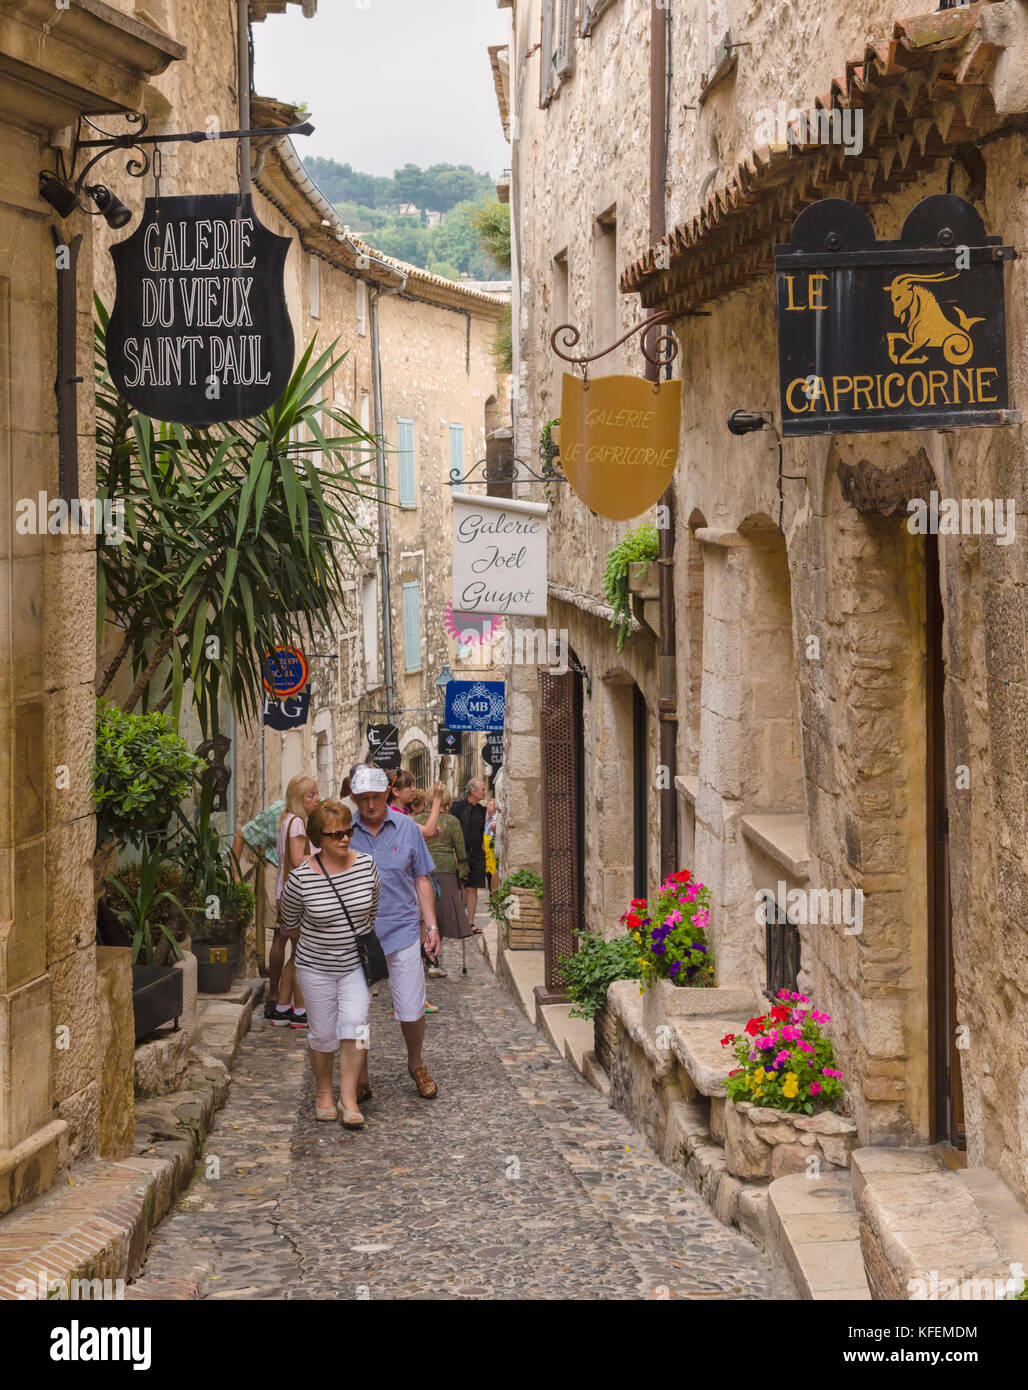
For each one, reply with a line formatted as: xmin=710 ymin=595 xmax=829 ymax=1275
xmin=782 ymin=1072 xmax=799 ymax=1099
xmin=632 ymin=932 xmax=642 ymax=943
xmin=753 ymin=1087 xmax=763 ymax=1099
xmin=753 ymin=1067 xmax=766 ymax=1085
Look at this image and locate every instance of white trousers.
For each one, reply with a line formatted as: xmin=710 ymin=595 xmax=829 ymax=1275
xmin=386 ymin=939 xmax=426 ymax=1022
xmin=294 ymin=966 xmax=370 ymax=1052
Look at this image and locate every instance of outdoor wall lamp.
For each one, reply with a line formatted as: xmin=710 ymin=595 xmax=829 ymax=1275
xmin=85 ymin=184 xmax=132 ymax=229
xmin=726 ymin=409 xmax=772 ymax=435
xmin=435 ymin=664 xmax=454 ymax=688
xmin=38 ymin=170 xmax=81 ymax=218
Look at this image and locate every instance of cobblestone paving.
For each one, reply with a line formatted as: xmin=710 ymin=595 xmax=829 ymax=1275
xmin=129 ymin=939 xmax=788 ymax=1301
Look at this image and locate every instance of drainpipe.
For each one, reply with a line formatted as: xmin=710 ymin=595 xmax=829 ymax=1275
xmin=369 ymin=290 xmax=396 ymax=721
xmin=238 ymin=1 xmax=250 ymax=197
xmin=650 ymin=0 xmax=678 ymax=881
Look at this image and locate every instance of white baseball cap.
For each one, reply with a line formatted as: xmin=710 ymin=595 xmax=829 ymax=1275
xmin=351 ymin=764 xmax=389 ymax=795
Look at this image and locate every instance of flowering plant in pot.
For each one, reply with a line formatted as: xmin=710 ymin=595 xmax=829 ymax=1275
xmin=619 ymin=869 xmax=715 ymax=990
xmin=721 ymin=991 xmax=845 ymax=1115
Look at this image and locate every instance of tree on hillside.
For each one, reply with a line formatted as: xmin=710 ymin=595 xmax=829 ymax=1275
xmin=467 ymin=198 xmax=511 ymax=272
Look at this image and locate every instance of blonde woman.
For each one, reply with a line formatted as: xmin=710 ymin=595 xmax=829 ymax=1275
xmin=278 ymin=800 xmax=381 ymax=1126
xmin=271 ymin=774 xmax=320 ymax=1029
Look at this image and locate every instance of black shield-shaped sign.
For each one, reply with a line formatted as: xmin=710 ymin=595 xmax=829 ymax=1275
xmin=106 ymin=193 xmax=293 ymax=426
xmin=775 ymin=195 xmax=1016 ymax=437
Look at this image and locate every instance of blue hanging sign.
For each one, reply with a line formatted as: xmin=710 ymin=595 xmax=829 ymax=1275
xmin=444 ymin=680 xmax=505 ymax=732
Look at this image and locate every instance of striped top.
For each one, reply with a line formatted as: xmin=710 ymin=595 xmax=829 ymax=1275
xmin=277 ymin=853 xmax=380 ymax=976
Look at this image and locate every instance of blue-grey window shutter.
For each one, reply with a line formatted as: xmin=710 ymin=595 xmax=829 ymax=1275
xmin=397 ymin=419 xmax=416 ymax=507
xmin=449 ymin=423 xmax=465 ymax=491
xmin=402 ymin=581 xmax=421 ymax=671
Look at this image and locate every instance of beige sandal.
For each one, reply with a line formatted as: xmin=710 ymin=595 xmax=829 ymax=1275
xmin=315 ymin=1102 xmax=337 ymax=1121
xmin=338 ymin=1102 xmax=365 ymax=1129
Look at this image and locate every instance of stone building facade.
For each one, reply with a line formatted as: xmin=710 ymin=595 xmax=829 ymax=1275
xmin=496 ymin=0 xmax=1028 ymax=1259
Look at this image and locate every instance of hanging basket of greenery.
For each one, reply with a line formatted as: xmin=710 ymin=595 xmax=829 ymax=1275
xmin=603 ymin=522 xmax=659 ymax=653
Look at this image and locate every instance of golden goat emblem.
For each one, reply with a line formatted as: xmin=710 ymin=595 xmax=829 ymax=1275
xmin=885 ymin=271 xmax=984 ymax=365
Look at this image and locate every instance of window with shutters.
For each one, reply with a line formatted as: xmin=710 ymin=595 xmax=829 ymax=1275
xmin=402 ymin=581 xmax=422 ymax=672
xmin=539 ymin=0 xmax=556 ymax=106
xmin=448 ymin=423 xmax=465 ymax=492
xmin=580 ymin=0 xmax=617 ymax=37
xmin=397 ymin=418 xmax=416 ymax=507
xmin=541 ymin=0 xmax=576 ymax=103
xmin=309 ymin=254 xmax=320 ymax=319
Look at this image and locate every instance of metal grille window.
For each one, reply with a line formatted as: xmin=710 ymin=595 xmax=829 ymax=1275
xmin=402 ymin=580 xmax=422 ymax=672
xmin=539 ymin=667 xmax=584 ymax=992
xmin=397 ymin=418 xmax=416 ymax=507
xmin=407 ymin=742 xmax=431 ymax=788
xmin=764 ymin=901 xmax=801 ymax=1001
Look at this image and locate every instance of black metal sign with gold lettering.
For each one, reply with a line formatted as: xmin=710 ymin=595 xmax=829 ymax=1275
xmin=106 ymin=193 xmax=293 ymax=426
xmin=775 ymin=195 xmax=1017 ymax=436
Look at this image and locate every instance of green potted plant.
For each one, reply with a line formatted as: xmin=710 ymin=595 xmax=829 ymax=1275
xmin=105 ymin=844 xmax=187 ymax=1041
xmin=602 ymin=522 xmax=659 ymax=652
xmin=559 ymin=929 xmax=644 ymax=1072
xmin=170 ymin=781 xmax=246 ymax=993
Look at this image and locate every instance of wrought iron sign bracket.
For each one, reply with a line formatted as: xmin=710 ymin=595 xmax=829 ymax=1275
xmin=452 ymin=455 xmax=569 ymax=488
xmin=550 ymin=312 xmax=683 ymax=388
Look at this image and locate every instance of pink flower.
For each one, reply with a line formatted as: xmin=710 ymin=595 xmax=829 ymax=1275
xmin=779 ymin=1025 xmax=802 ymax=1042
xmin=693 ymin=909 xmax=710 ymax=930
xmin=797 ymin=1040 xmax=815 ymax=1053
xmin=810 ymin=1082 xmax=822 ymax=1096
xmin=666 ymin=908 xmax=682 ymax=926
xmin=773 ymin=1050 xmax=791 ymax=1067
xmin=810 ymin=1009 xmax=831 ymax=1024
xmin=756 ymin=1036 xmax=774 ymax=1051
xmin=822 ymin=1067 xmax=842 ymax=1080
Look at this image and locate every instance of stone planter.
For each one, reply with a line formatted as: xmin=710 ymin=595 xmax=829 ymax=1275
xmin=593 ymin=995 xmax=621 ymax=1074
xmin=506 ymin=884 xmax=544 ymax=950
xmin=628 ymin=560 xmax=659 ymax=599
xmin=641 ymin=977 xmax=754 ymax=1036
xmin=723 ymin=1099 xmax=858 ymax=1180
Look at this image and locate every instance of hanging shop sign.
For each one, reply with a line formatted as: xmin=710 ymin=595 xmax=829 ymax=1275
xmin=106 ymin=193 xmax=293 ymax=426
xmin=775 ymin=195 xmax=1017 ymax=437
xmin=261 ymin=646 xmax=309 ymax=699
xmin=437 ymin=726 xmax=462 ymax=756
xmin=559 ymin=373 xmax=682 ymax=521
xmin=366 ymin=723 xmax=402 ymax=771
xmin=262 ymin=691 xmax=310 ymax=731
xmin=481 ymin=733 xmax=504 ymax=768
xmin=444 ymin=680 xmax=505 ymax=733
xmin=451 ymin=493 xmax=548 ymax=618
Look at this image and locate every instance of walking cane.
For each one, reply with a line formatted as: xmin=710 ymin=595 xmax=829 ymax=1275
xmin=462 ymin=936 xmax=467 ymax=976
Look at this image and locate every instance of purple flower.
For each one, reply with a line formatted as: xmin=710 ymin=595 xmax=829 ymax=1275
xmin=669 ymin=961 xmax=682 ymax=979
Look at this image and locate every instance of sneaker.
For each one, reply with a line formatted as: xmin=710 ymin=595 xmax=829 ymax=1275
xmin=289 ymin=1011 xmax=308 ymax=1030
xmin=263 ymin=1000 xmax=277 ymax=1020
xmin=271 ymin=1008 xmax=293 ymax=1027
xmin=426 ymin=965 xmax=447 ymax=979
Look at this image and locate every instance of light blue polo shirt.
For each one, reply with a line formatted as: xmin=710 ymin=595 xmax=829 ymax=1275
xmin=350 ymin=805 xmax=435 ymax=953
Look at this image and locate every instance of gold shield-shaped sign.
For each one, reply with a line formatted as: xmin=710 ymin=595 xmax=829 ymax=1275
xmin=560 ymin=373 xmax=681 ymax=520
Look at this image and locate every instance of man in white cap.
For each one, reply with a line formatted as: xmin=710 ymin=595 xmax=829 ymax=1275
xmin=349 ymin=763 xmax=441 ymax=1099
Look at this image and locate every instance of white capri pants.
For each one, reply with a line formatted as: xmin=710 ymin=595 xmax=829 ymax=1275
xmin=294 ymin=966 xmax=370 ymax=1052
xmin=386 ymin=939 xmax=427 ymax=1023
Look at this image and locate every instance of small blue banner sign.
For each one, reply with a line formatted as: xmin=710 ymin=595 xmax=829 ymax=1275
xmin=262 ymin=690 xmax=310 ymax=730
xmin=444 ymin=680 xmax=505 ymax=732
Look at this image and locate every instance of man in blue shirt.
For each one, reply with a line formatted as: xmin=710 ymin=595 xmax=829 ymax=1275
xmin=350 ymin=765 xmax=441 ymax=1099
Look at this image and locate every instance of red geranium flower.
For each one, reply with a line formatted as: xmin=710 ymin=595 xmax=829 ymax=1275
xmin=728 ymin=1068 xmax=745 ymax=1077
xmin=769 ymin=1005 xmax=790 ymax=1024
xmin=744 ymin=1015 xmax=767 ymax=1037
xmin=720 ymin=1033 xmax=736 ymax=1046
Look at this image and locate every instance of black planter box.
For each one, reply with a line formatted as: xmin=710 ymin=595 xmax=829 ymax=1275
xmin=131 ymin=964 xmax=183 ymax=1043
xmin=192 ymin=938 xmax=239 ymax=995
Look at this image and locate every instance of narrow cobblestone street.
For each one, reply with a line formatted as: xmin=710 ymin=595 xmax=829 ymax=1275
xmin=128 ymin=943 xmax=788 ymax=1301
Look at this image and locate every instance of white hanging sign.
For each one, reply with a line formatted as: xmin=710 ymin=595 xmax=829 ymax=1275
xmin=451 ymin=492 xmax=548 ymax=618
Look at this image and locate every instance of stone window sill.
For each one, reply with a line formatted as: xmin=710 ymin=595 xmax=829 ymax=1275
xmin=739 ymin=812 xmax=810 ymax=883
xmin=675 ymin=774 xmax=699 ymax=807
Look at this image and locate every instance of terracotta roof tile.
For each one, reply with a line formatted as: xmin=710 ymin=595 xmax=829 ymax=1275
xmin=622 ymin=1 xmax=1014 ymax=314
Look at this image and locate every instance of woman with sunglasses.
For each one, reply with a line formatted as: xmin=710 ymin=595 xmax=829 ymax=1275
xmin=277 ymin=799 xmax=380 ymax=1127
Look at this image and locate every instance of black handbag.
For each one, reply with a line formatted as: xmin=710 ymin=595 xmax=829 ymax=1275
xmin=314 ymin=858 xmax=389 ymax=986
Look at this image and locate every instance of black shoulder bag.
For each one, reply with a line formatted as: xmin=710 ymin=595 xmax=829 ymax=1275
xmin=315 ymin=857 xmax=389 ymax=985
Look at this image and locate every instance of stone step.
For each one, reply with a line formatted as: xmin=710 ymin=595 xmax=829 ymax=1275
xmin=855 ymin=1147 xmax=1028 ymax=1300
xmin=768 ymin=1170 xmax=872 ymax=1300
xmin=496 ymin=944 xmax=544 ymax=1021
xmin=537 ymin=1003 xmax=594 ymax=1074
xmin=669 ymin=1016 xmax=751 ymax=1097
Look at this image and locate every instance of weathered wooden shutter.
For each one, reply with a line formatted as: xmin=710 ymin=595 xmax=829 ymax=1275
xmin=539 ymin=666 xmax=583 ymax=992
xmin=402 ymin=580 xmax=421 ymax=671
xmin=581 ymin=0 xmax=616 ymax=38
xmin=449 ymin=423 xmax=465 ymax=490
xmin=556 ymin=0 xmax=575 ymax=76
xmin=540 ymin=0 xmax=556 ymax=106
xmin=397 ymin=418 xmax=416 ymax=507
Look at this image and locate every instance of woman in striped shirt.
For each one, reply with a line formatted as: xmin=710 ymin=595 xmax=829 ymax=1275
xmin=278 ymin=799 xmax=381 ymax=1127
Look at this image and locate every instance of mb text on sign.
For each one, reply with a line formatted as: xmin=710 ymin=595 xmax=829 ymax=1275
xmin=451 ymin=493 xmax=548 ymax=618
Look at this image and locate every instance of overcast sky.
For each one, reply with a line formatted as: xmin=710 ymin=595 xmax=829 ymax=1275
xmin=253 ymin=1 xmax=511 ymax=179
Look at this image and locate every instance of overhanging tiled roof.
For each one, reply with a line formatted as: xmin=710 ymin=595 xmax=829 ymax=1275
xmin=622 ymin=3 xmax=1021 ymax=314
xmin=251 ymin=0 xmax=316 ymax=21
